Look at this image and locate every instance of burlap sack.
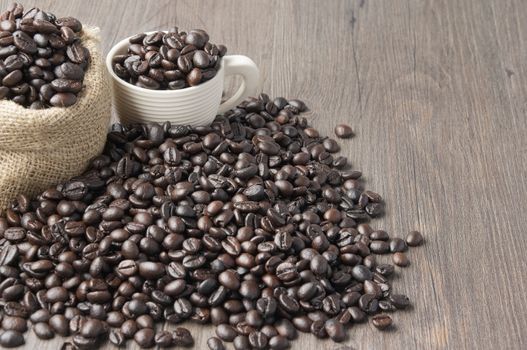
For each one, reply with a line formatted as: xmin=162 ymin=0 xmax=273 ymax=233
xmin=0 ymin=27 xmax=110 ymax=212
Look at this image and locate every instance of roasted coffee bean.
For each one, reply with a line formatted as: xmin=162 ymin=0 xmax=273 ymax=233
xmin=138 ymin=261 xmax=165 ymax=279
xmin=154 ymin=330 xmax=173 ymax=347
xmin=390 ymin=238 xmax=408 ymax=252
xmin=334 ymin=124 xmax=353 ymax=138
xmin=351 ymin=264 xmax=372 ymax=281
xmin=233 ymin=335 xmax=251 ymax=350
xmin=49 ymin=314 xmax=69 ymax=336
xmin=359 ymin=294 xmax=379 ymax=314
xmin=249 ymin=331 xmax=268 ymax=349
xmin=134 ymin=328 xmax=155 ymax=348
xmin=4 ymin=227 xmax=26 ymax=241
xmin=389 ymin=294 xmax=410 ymax=309
xmin=218 ymin=269 xmax=240 ymax=290
xmin=2 ymin=316 xmax=27 ymax=332
xmin=393 ymin=252 xmax=410 ymax=267
xmin=109 ymin=330 xmax=126 ymax=346
xmin=216 ymin=323 xmax=237 ymax=342
xmin=0 ymin=245 xmax=18 ymax=266
xmin=325 ymin=318 xmax=345 ymax=342
xmin=172 ymin=327 xmax=193 ymax=346
xmin=207 ymin=336 xmax=225 ymax=350
xmin=274 ymin=319 xmax=297 ymax=340
xmin=49 ymin=92 xmax=77 ymax=107
xmin=372 ymin=314 xmax=392 ymax=330
xmin=120 ymin=319 xmax=138 ymax=338
xmin=0 ymin=330 xmax=25 ymax=347
xmin=80 ymin=318 xmax=106 ymax=338
xmin=33 ymin=322 xmax=54 ymax=339
xmin=406 ymin=230 xmax=424 ymax=246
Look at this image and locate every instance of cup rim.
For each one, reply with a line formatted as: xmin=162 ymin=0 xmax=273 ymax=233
xmin=105 ymin=30 xmax=223 ymax=95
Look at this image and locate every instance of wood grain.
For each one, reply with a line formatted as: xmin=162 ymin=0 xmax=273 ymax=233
xmin=1 ymin=0 xmax=526 ymax=349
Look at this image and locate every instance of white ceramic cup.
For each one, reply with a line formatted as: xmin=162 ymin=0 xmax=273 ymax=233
xmin=106 ymin=32 xmax=260 ymax=126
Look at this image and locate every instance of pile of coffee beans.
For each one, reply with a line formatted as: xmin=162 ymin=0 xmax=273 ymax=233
xmin=112 ymin=28 xmax=226 ymax=90
xmin=0 ymin=94 xmax=423 ymax=349
xmin=0 ymin=3 xmax=89 ymax=108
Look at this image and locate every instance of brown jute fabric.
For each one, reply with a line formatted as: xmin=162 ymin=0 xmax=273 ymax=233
xmin=0 ymin=27 xmax=111 ymax=212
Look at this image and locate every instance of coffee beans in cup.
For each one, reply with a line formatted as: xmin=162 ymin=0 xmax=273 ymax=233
xmin=0 ymin=94 xmax=424 ymax=349
xmin=112 ymin=28 xmax=226 ymax=89
xmin=0 ymin=3 xmax=90 ymax=108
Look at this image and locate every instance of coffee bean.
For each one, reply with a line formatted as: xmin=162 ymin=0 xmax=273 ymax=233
xmin=359 ymin=294 xmax=379 ymax=314
xmin=0 ymin=245 xmax=18 ymax=266
xmin=2 ymin=316 xmax=27 ymax=332
xmin=249 ymin=331 xmax=268 ymax=349
xmin=66 ymin=41 xmax=87 ymax=64
xmin=406 ymin=230 xmax=424 ymax=246
xmin=109 ymin=330 xmax=126 ymax=346
xmin=193 ymin=50 xmax=210 ymax=68
xmin=172 ymin=327 xmax=194 ymax=346
xmin=393 ymin=252 xmax=410 ymax=267
xmin=372 ymin=314 xmax=392 ymax=330
xmin=45 ymin=286 xmax=68 ymax=303
xmin=325 ymin=318 xmax=345 ymax=342
xmin=218 ymin=269 xmax=240 ymax=290
xmin=49 ymin=92 xmax=77 ymax=107
xmin=13 ymin=31 xmax=37 ymax=54
xmin=153 ymin=330 xmax=172 ymax=347
xmin=216 ymin=323 xmax=237 ymax=342
xmin=351 ymin=264 xmax=372 ymax=281
xmin=3 ymin=227 xmax=27 ymax=242
xmin=390 ymin=238 xmax=408 ymax=252
xmin=120 ymin=320 xmax=138 ymax=338
xmin=134 ymin=328 xmax=155 ymax=348
xmin=274 ymin=319 xmax=297 ymax=340
xmin=0 ymin=330 xmax=24 ymax=348
xmin=138 ymin=261 xmax=165 ymax=279
xmin=187 ymin=67 xmax=202 ymax=86
xmin=117 ymin=259 xmax=138 ymax=277
xmin=80 ymin=318 xmax=105 ymax=338
xmin=335 ymin=124 xmax=353 ymax=138
xmin=186 ymin=30 xmax=209 ymax=48
xmin=233 ymin=335 xmax=250 ymax=350
xmin=389 ymin=294 xmax=410 ymax=309
xmin=33 ymin=322 xmax=54 ymax=339
xmin=207 ymin=336 xmax=225 ymax=350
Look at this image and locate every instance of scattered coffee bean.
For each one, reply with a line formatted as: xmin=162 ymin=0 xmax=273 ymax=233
xmin=33 ymin=322 xmax=54 ymax=339
xmin=393 ymin=252 xmax=410 ymax=267
xmin=325 ymin=318 xmax=345 ymax=342
xmin=134 ymin=328 xmax=155 ymax=348
xmin=173 ymin=327 xmax=194 ymax=346
xmin=406 ymin=230 xmax=424 ymax=246
xmin=0 ymin=330 xmax=24 ymax=347
xmin=109 ymin=330 xmax=126 ymax=346
xmin=154 ymin=330 xmax=173 ymax=347
xmin=0 ymin=94 xmax=424 ymax=349
xmin=334 ymin=124 xmax=353 ymax=138
xmin=207 ymin=336 xmax=225 ymax=350
xmin=372 ymin=314 xmax=392 ymax=330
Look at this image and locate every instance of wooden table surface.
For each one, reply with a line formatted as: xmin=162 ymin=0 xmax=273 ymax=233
xmin=2 ymin=0 xmax=527 ymax=349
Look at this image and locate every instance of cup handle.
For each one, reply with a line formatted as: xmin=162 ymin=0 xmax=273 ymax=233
xmin=218 ymin=55 xmax=260 ymax=114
